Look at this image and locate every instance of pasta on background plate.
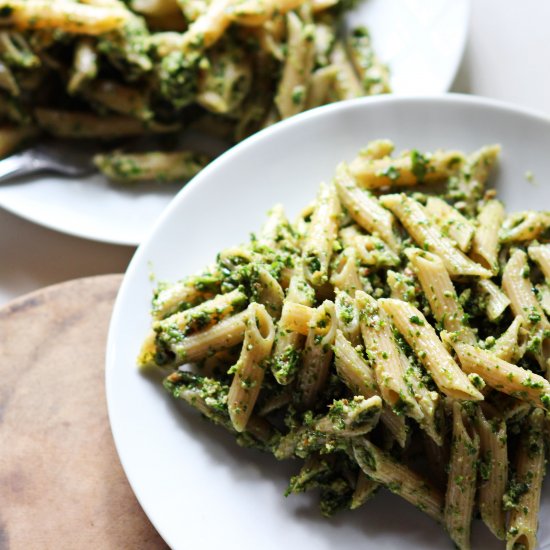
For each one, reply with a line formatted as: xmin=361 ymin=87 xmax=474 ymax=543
xmin=0 ymin=0 xmax=389 ymax=182
xmin=139 ymin=140 xmax=550 ymax=550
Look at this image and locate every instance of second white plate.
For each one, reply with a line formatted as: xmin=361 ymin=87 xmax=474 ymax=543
xmin=0 ymin=0 xmax=470 ymax=246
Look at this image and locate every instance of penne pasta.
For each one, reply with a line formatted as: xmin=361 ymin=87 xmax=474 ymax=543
xmin=476 ymin=406 xmax=507 ymax=540
xmin=0 ymin=0 xmax=133 ymax=35
xmin=502 ymin=248 xmax=550 ymax=372
xmin=296 ymin=300 xmax=337 ymax=408
xmin=476 ymin=279 xmax=510 ymax=321
xmin=228 ymin=303 xmax=275 ymax=431
xmin=357 ymin=291 xmax=425 ymax=422
xmin=350 ymin=148 xmax=464 ymax=190
xmin=274 ymin=12 xmax=315 ymax=119
xmin=379 ymin=299 xmax=483 ymax=401
xmin=353 ymin=438 xmax=444 ymax=523
xmin=334 ymin=162 xmax=398 ymax=250
xmin=425 ymin=196 xmax=475 ymax=252
xmin=138 ymin=142 xmax=550 ymax=548
xmin=452 ymin=341 xmax=550 ymax=410
xmin=444 ymin=401 xmax=480 ymax=550
xmin=302 ymin=182 xmax=341 ymax=287
xmin=506 ymin=409 xmax=546 ymax=550
xmin=406 ymin=248 xmax=476 ymax=344
xmin=470 ymin=200 xmax=505 ymax=274
xmin=380 ymin=194 xmax=491 ymax=278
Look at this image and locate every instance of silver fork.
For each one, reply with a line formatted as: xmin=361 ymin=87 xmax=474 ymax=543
xmin=0 ymin=141 xmax=97 ymax=182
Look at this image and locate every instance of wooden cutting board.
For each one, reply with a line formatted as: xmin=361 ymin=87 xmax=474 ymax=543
xmin=0 ymin=275 xmax=167 ymax=550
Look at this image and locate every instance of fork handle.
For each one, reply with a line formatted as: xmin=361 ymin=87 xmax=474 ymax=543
xmin=0 ymin=151 xmax=43 ymax=182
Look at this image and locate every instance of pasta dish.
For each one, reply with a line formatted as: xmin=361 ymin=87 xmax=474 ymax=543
xmin=138 ymin=140 xmax=550 ymax=550
xmin=0 ymin=0 xmax=388 ymax=182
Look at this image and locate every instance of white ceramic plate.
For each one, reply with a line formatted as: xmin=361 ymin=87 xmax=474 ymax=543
xmin=0 ymin=0 xmax=470 ymax=246
xmin=107 ymin=95 xmax=549 ymax=550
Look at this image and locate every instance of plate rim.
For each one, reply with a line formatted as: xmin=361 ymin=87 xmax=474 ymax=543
xmin=106 ymin=93 xmax=550 ymax=548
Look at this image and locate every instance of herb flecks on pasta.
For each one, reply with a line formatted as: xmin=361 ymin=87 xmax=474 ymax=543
xmin=0 ymin=0 xmax=390 ymax=183
xmin=139 ymin=141 xmax=550 ymax=549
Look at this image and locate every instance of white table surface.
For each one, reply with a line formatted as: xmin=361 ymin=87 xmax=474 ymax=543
xmin=2 ymin=0 xmax=549 ymax=306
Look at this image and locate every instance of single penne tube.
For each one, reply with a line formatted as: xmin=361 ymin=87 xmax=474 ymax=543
xmin=152 ymin=270 xmax=221 ymax=320
xmin=353 ymin=438 xmax=444 ymax=523
xmin=258 ymin=203 xmax=296 ymax=251
xmin=95 ymin=151 xmax=210 ymax=183
xmin=470 ymin=200 xmax=505 ymax=273
xmin=330 ymin=247 xmax=363 ymax=297
xmin=476 ymin=279 xmax=510 ymax=321
xmin=349 ymin=148 xmax=464 ymax=190
xmin=335 ymin=290 xmax=361 ymax=345
xmin=350 ymin=471 xmax=379 ymax=510
xmin=502 ymin=249 xmax=550 ymax=371
xmin=271 ymin=270 xmax=315 ymax=385
xmin=302 ymin=182 xmax=341 ymax=286
xmin=68 ymin=38 xmax=98 ymax=94
xmin=356 ymin=291 xmax=424 ymax=422
xmin=155 ymin=288 xmax=247 ymax=338
xmin=400 ymin=352 xmax=442 ymax=445
xmin=333 ymin=329 xmax=376 ymax=396
xmin=314 ymin=395 xmax=382 ymax=436
xmin=252 ymin=265 xmax=285 ymax=319
xmin=296 ymin=300 xmax=337 ymax=408
xmin=81 ymin=79 xmax=153 ymax=120
xmin=425 ymin=196 xmax=475 ymax=252
xmin=476 ymin=406 xmax=507 ymax=540
xmin=380 ymin=194 xmax=491 ymax=278
xmin=501 ymin=211 xmax=550 ymax=243
xmin=333 ymin=329 xmax=407 ymax=447
xmin=228 ymin=303 xmax=275 ymax=432
xmin=35 ymin=108 xmax=178 ymax=138
xmin=334 ymin=162 xmax=398 ymax=250
xmin=0 ymin=0 xmax=132 ymax=34
xmin=444 ymin=401 xmax=480 ymax=550
xmin=274 ymin=12 xmax=315 ymax=119
xmin=378 ymin=299 xmax=483 ymax=401
xmin=305 ymin=65 xmax=338 ymax=110
xmin=448 ymin=145 xmax=501 ymax=214
xmin=528 ymin=243 xmax=550 ymax=279
xmin=451 ymin=341 xmax=550 ymax=410
xmin=356 ymin=139 xmax=395 ymax=160
xmin=329 ymin=40 xmax=362 ymax=100
xmin=346 ymin=26 xmax=390 ymax=95
xmin=506 ymin=409 xmax=546 ymax=550
xmin=406 ymin=248 xmax=476 ymax=344
xmin=169 ymin=308 xmax=249 ymax=363
xmin=492 ymin=316 xmax=527 ymax=363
